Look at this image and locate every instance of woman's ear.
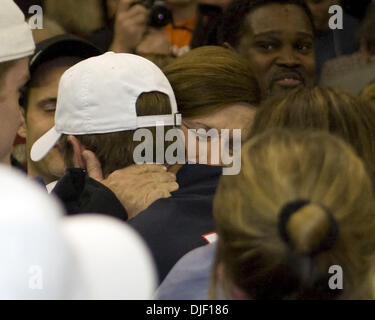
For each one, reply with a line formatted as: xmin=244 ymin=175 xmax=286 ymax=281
xmin=67 ymin=135 xmax=87 ymax=169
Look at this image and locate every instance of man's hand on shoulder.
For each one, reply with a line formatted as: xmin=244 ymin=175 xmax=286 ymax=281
xmin=82 ymin=150 xmax=179 ymax=219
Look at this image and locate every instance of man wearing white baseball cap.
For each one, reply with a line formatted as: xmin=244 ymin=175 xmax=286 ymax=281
xmin=0 ymin=0 xmax=35 ymax=166
xmin=31 ymin=52 xmax=180 ymax=220
xmin=0 ymin=165 xmax=157 ymax=299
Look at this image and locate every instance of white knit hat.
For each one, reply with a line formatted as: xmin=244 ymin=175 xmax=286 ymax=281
xmin=0 ymin=165 xmax=157 ymax=299
xmin=0 ymin=0 xmax=35 ymax=63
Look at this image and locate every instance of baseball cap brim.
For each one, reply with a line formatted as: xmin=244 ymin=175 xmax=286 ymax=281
xmin=30 ymin=127 xmax=61 ymax=162
xmin=29 ymin=34 xmax=102 ymax=74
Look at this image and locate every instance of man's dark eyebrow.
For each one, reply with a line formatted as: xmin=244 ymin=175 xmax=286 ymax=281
xmin=37 ymin=97 xmax=57 ymax=108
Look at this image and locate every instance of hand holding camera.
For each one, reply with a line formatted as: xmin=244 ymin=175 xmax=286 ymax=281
xmin=110 ymin=0 xmax=172 ymax=54
xmin=110 ymin=0 xmax=149 ymax=53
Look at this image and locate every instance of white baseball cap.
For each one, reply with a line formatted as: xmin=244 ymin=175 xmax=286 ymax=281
xmin=0 ymin=166 xmax=157 ymax=299
xmin=31 ymin=52 xmax=181 ymax=162
xmin=0 ymin=0 xmax=35 ymax=63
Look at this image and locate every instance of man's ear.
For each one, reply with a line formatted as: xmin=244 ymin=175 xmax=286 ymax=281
xmin=17 ymin=108 xmax=27 ymax=139
xmin=67 ymin=135 xmax=87 ymax=169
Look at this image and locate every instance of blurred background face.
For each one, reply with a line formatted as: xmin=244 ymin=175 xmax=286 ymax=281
xmin=19 ymin=58 xmax=80 ymax=183
xmin=0 ymin=58 xmax=29 ymax=165
xmin=237 ymin=4 xmax=316 ymax=98
xmin=305 ymin=0 xmax=341 ymax=31
xmin=182 ymin=103 xmax=256 ymax=165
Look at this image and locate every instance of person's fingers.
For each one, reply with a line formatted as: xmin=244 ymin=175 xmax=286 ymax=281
xmin=117 ymin=0 xmax=134 ymax=12
xmin=82 ymin=150 xmax=104 ymax=181
xmin=105 ymin=164 xmax=168 ymax=184
xmin=128 ymin=163 xmax=168 ymax=174
xmin=154 ymin=189 xmax=172 ymax=199
xmin=130 ymin=13 xmax=149 ymax=27
xmin=150 ymin=182 xmax=179 ymax=199
xmin=149 ymin=172 xmax=177 ymax=183
xmin=163 ymin=181 xmax=179 ymax=193
xmin=144 ymin=188 xmax=172 ymax=204
xmin=120 ymin=3 xmax=149 ymax=20
xmin=120 ymin=172 xmax=175 ymax=191
xmin=128 ymin=5 xmax=149 ymax=17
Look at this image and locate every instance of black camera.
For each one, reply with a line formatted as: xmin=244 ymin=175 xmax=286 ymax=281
xmin=131 ymin=0 xmax=173 ymax=28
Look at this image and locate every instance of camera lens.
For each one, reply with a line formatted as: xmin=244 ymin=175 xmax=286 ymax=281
xmin=150 ymin=5 xmax=172 ymax=28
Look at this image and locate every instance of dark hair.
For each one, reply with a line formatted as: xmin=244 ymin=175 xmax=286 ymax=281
xmin=218 ymin=0 xmax=315 ymax=48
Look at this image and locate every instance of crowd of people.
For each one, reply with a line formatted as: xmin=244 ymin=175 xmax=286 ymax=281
xmin=1 ymin=0 xmax=375 ymax=300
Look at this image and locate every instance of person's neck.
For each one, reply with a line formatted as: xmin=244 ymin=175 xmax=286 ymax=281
xmin=169 ymin=2 xmax=197 ymax=24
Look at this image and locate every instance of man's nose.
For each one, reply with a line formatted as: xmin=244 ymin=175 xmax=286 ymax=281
xmin=275 ymin=46 xmax=301 ymax=68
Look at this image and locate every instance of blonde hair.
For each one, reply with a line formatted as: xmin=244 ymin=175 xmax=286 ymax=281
xmin=250 ymin=87 xmax=375 ymax=189
xmin=211 ymin=129 xmax=375 ymax=300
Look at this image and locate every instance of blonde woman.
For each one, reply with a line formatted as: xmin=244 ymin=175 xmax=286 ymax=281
xmin=210 ymin=129 xmax=375 ymax=299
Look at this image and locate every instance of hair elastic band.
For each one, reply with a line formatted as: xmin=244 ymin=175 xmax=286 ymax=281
xmin=278 ymin=199 xmax=339 ymax=256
